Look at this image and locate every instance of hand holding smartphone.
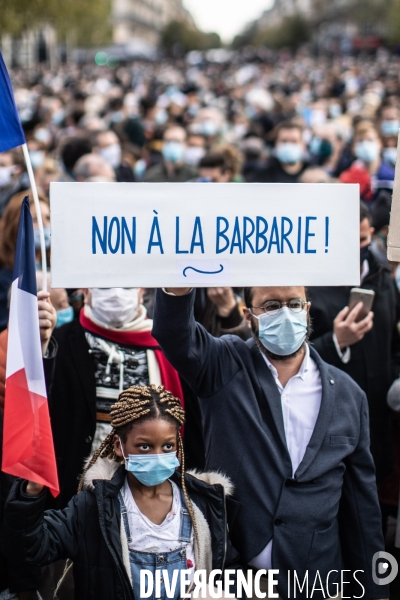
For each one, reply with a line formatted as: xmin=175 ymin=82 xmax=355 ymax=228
xmin=348 ymin=288 xmax=375 ymax=322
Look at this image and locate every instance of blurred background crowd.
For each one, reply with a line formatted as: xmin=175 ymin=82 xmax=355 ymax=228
xmin=1 ymin=48 xmax=400 ymax=272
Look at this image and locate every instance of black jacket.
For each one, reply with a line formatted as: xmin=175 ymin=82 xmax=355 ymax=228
xmin=0 ymin=338 xmax=57 ymax=593
xmin=309 ymin=252 xmax=400 ymax=483
xmin=2 ymin=462 xmax=240 ymax=600
xmin=252 ymin=157 xmax=310 ymax=183
xmin=51 ymin=319 xmax=204 ymax=509
xmin=152 ymin=289 xmax=388 ymax=599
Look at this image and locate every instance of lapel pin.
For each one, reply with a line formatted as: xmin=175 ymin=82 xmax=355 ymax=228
xmin=329 ymin=379 xmax=334 ymax=385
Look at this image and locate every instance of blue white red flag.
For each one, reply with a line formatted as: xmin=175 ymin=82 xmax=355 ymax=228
xmin=2 ymin=197 xmax=59 ymax=496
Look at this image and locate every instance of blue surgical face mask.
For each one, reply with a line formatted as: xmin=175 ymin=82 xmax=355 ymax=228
xmin=120 ymin=442 xmax=180 ymax=486
xmin=52 ymin=109 xmax=65 ymax=125
xmin=34 ymin=128 xmax=52 ymax=144
xmin=56 ymin=305 xmax=74 ymax=328
xmin=29 ymin=150 xmax=45 ymax=169
xmin=155 ymin=109 xmax=168 ymax=125
xmin=133 ymin=158 xmax=147 ymax=179
xmin=329 ymin=104 xmax=342 ymax=118
xmin=383 ymin=147 xmax=397 ymax=166
xmin=381 ymin=120 xmax=400 ymax=136
xmin=184 ymin=146 xmax=205 ymax=166
xmin=201 ymin=119 xmax=218 ymax=137
xmin=309 ymin=137 xmax=333 ymax=160
xmin=275 ymin=142 xmax=303 ymax=165
xmin=0 ymin=166 xmax=15 ymax=187
xmin=355 ymin=140 xmax=380 ymax=164
xmin=34 ymin=226 xmax=51 ymax=250
xmin=98 ymin=144 xmax=121 ymax=168
xmin=309 ymin=136 xmax=322 ymax=156
xmin=253 ymin=307 xmax=308 ymax=356
xmin=162 ymin=141 xmax=185 ymax=163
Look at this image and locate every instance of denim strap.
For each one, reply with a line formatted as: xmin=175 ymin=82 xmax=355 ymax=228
xmin=118 ymin=492 xmax=132 ymax=543
xmin=178 ymin=487 xmax=192 ymax=543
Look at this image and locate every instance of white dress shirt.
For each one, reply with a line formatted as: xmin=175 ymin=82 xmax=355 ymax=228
xmin=249 ymin=344 xmax=322 ymax=570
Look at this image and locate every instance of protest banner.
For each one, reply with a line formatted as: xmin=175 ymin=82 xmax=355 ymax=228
xmin=50 ymin=182 xmax=360 ymax=288
xmin=387 ymin=131 xmax=400 ymax=261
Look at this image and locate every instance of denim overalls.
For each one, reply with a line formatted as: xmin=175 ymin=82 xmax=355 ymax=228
xmin=118 ymin=486 xmax=193 ymax=600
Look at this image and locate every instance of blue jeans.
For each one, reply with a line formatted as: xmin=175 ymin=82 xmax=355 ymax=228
xmin=119 ymin=486 xmax=192 ymax=600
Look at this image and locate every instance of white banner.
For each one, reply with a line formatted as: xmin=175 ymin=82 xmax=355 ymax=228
xmin=50 ymin=182 xmax=360 ymax=288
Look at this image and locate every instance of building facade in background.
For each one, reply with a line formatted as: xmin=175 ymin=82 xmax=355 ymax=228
xmin=258 ymin=0 xmax=313 ymax=29
xmin=112 ymin=0 xmax=194 ymax=51
xmin=255 ymin=0 xmax=388 ymax=51
xmin=0 ymin=0 xmax=195 ymax=66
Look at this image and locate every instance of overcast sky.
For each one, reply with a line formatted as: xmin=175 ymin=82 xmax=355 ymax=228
xmin=183 ymin=0 xmax=274 ymax=43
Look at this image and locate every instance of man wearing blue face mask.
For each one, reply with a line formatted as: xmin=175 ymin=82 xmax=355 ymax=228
xmin=145 ymin=125 xmax=198 ymax=183
xmin=152 ymin=284 xmax=388 ymax=599
xmin=254 ymin=121 xmax=310 ymax=183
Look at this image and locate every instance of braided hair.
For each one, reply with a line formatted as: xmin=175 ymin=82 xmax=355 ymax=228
xmin=78 ymin=384 xmax=199 ymax=552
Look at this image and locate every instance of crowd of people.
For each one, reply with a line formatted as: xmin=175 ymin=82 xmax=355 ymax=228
xmin=0 ymin=47 xmax=399 ymax=599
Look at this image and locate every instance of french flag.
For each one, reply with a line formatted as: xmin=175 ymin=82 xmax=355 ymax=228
xmin=0 ymin=51 xmax=25 ymax=152
xmin=2 ymin=198 xmax=59 ymax=496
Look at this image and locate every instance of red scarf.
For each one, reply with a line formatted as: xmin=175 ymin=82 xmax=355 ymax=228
xmin=79 ymin=310 xmax=184 ymax=408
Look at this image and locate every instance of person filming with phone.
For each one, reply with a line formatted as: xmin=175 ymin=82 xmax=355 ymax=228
xmin=309 ymin=201 xmax=400 ymax=490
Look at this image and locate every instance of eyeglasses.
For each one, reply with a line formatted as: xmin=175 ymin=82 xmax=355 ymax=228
xmin=250 ymin=298 xmax=308 ymax=316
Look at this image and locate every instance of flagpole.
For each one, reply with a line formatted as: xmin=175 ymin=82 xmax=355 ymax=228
xmin=22 ymin=143 xmax=48 ymax=292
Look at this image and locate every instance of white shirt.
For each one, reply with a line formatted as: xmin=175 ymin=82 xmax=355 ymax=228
xmin=120 ymin=478 xmax=195 ymax=573
xmin=249 ymin=344 xmax=322 ymax=570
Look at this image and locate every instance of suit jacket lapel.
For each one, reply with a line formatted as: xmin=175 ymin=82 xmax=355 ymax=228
xmin=250 ymin=342 xmax=291 ymax=462
xmin=294 ymin=346 xmax=335 ymax=479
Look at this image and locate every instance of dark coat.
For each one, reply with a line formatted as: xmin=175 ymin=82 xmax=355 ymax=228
xmin=0 ymin=338 xmax=57 ymax=593
xmin=309 ymin=252 xmax=400 ymax=483
xmin=152 ymin=289 xmax=388 ymax=599
xmin=51 ymin=319 xmax=204 ymax=509
xmin=252 ymin=157 xmax=310 ymax=183
xmin=2 ymin=463 xmax=240 ymax=600
xmin=0 ymin=268 xmax=13 ymax=332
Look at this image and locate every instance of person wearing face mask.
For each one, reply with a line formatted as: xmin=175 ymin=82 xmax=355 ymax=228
xmin=96 ymin=130 xmax=135 ymax=182
xmin=340 ymin=123 xmax=394 ymax=202
xmin=253 ymin=121 xmax=310 ymax=183
xmin=50 ymin=287 xmax=204 ymax=509
xmin=152 ymin=281 xmax=388 ymax=599
xmin=379 ymin=102 xmax=400 ymax=139
xmin=309 ymin=202 xmax=400 ymax=494
xmin=3 ymin=385 xmax=241 ymax=600
xmin=145 ymin=126 xmax=198 ymax=182
xmin=308 ymin=122 xmax=346 ymax=176
xmin=0 ymin=153 xmax=18 ymax=190
xmin=185 ymin=132 xmax=206 ymax=167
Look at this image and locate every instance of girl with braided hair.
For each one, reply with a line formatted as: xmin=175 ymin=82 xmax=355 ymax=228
xmin=3 ymin=384 xmax=241 ymax=600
